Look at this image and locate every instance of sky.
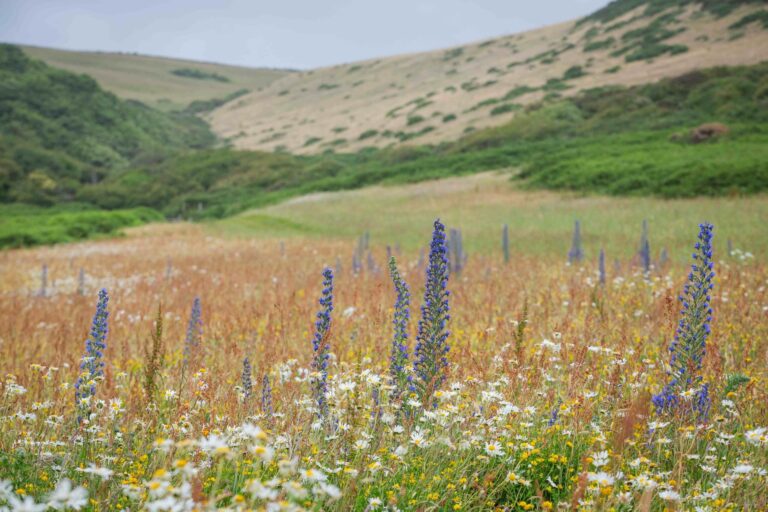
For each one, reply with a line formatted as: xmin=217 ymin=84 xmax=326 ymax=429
xmin=0 ymin=0 xmax=612 ymax=70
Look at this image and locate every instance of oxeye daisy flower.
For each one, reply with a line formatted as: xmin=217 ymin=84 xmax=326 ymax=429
xmin=300 ymin=468 xmax=327 ymax=482
xmin=591 ymin=450 xmax=609 ymax=468
xmin=76 ymin=464 xmax=114 ymax=480
xmin=484 ymin=442 xmax=504 ymax=457
xmin=47 ymin=479 xmax=88 ymax=510
xmin=658 ymin=489 xmax=681 ymax=502
xmin=745 ymin=427 xmax=767 ymax=445
xmin=731 ymin=464 xmax=753 ymax=475
xmin=587 ymin=472 xmax=615 ymax=487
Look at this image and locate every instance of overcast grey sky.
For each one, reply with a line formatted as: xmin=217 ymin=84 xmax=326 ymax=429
xmin=1 ymin=0 xmax=611 ymax=69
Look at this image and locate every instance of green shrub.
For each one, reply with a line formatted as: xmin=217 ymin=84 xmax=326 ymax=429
xmin=489 ymin=103 xmax=522 ymax=116
xmin=443 ymin=48 xmax=464 ymax=61
xmin=171 ymin=68 xmax=230 ymax=82
xmin=584 ymin=38 xmax=615 ymax=52
xmin=406 ymin=115 xmax=425 ymax=126
xmin=729 ymin=10 xmax=768 ymax=29
xmin=518 ymin=131 xmax=768 ymax=197
xmin=358 ymin=130 xmax=379 ymax=140
xmin=503 ymin=85 xmax=538 ymax=100
xmin=0 ymin=205 xmax=163 ymax=248
xmin=563 ymin=66 xmax=586 ymax=80
xmin=581 ymin=0 xmax=763 ymax=24
xmin=543 ymin=79 xmax=571 ymax=92
xmin=184 ymin=89 xmax=249 ymax=114
xmin=0 ymin=44 xmax=214 ymax=204
xmin=625 ymin=43 xmax=688 ymax=62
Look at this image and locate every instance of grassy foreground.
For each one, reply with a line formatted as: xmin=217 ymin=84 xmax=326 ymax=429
xmin=0 ymin=213 xmax=766 ymax=510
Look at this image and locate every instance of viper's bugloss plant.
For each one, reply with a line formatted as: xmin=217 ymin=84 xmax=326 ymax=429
xmin=75 ymin=288 xmax=109 ymax=412
xmin=568 ymin=220 xmax=583 ymax=264
xmin=352 ymin=252 xmax=362 ymax=275
xmin=242 ymin=357 xmax=252 ymax=400
xmin=639 ymin=219 xmax=650 ymax=272
xmin=311 ymin=267 xmax=334 ymax=419
xmin=599 ymin=248 xmax=606 ymax=285
xmin=414 ymin=219 xmax=451 ymax=403
xmin=660 ymin=247 xmax=669 ymax=268
xmin=641 ymin=238 xmax=651 ymax=274
xmin=388 ymin=256 xmax=411 ymax=401
xmin=143 ymin=304 xmax=164 ymax=404
xmin=261 ymin=374 xmax=272 ymax=417
xmin=639 ymin=220 xmax=651 ymax=274
xmin=448 ymin=228 xmax=466 ymax=275
xmin=39 ymin=263 xmax=48 ymax=297
xmin=182 ymin=297 xmax=202 ymax=369
xmin=77 ymin=268 xmax=86 ymax=296
xmin=548 ymin=401 xmax=561 ymax=427
xmin=652 ymin=222 xmax=714 ymax=422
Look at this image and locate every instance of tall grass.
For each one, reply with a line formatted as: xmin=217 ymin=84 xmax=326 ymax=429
xmin=0 ymin=222 xmax=766 ymax=509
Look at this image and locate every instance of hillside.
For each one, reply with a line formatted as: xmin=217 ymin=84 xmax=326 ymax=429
xmin=19 ymin=44 xmax=293 ymax=112
xmin=0 ymin=44 xmax=214 ymax=206
xmin=74 ymin=61 xmax=768 ymax=219
xmin=207 ymin=0 xmax=768 ymax=153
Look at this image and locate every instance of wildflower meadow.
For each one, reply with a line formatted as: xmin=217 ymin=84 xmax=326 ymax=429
xmin=0 ymin=217 xmax=766 ymax=512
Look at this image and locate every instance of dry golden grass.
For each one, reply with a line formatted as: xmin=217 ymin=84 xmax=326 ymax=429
xmin=1 ymin=214 xmax=767 ymax=509
xmin=208 ymin=4 xmax=768 ymax=153
xmin=1 ymin=217 xmax=766 ymax=400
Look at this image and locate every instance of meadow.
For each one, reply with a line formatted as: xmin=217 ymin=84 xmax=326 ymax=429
xmin=1 ymin=176 xmax=766 ymax=510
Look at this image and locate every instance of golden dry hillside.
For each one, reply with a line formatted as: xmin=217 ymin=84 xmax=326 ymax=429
xmin=208 ymin=2 xmax=768 ymax=153
xmin=20 ymin=44 xmax=293 ymax=111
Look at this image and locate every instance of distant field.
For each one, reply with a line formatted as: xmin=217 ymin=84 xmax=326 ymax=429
xmin=20 ymin=45 xmax=292 ymax=111
xmin=215 ymin=172 xmax=768 ymax=260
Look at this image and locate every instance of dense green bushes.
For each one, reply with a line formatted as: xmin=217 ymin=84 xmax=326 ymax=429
xmin=0 ymin=205 xmax=162 ymax=248
xmin=0 ymin=44 xmax=214 ymax=205
xmin=171 ymin=68 xmax=230 ymax=82
xmin=582 ymin=0 xmax=764 ymax=24
xmin=517 ymin=130 xmax=768 ymax=196
xmin=183 ymin=88 xmax=249 ymax=114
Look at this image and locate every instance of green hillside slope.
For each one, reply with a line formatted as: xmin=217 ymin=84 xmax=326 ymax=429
xmin=0 ymin=44 xmax=215 ymax=206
